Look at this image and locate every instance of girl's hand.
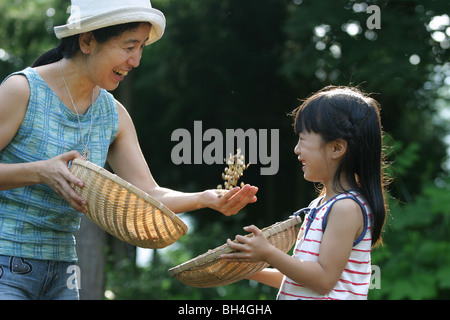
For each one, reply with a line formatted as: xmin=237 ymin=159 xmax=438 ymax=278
xmin=202 ymin=184 xmax=258 ymax=216
xmin=38 ymin=150 xmax=87 ymax=213
xmin=220 ymin=225 xmax=272 ymax=262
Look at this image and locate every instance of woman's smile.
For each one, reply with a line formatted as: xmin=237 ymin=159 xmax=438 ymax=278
xmin=112 ymin=68 xmax=129 ymax=81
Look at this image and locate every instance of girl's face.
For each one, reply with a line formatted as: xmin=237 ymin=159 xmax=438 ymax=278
xmin=84 ymin=23 xmax=151 ymax=90
xmin=294 ymin=131 xmax=331 ymax=183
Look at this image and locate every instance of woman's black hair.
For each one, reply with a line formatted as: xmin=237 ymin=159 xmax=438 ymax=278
xmin=32 ymin=22 xmax=143 ymax=67
xmin=292 ymin=85 xmax=388 ymax=247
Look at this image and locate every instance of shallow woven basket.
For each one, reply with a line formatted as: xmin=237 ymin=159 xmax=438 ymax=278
xmin=69 ymin=158 xmax=188 ymax=249
xmin=168 ymin=215 xmax=301 ymax=288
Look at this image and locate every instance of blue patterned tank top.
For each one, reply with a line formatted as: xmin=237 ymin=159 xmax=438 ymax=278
xmin=0 ymin=67 xmax=118 ymax=262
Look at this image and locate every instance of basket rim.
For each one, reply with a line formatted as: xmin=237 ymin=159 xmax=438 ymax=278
xmin=71 ymin=158 xmax=188 ymax=234
xmin=168 ymin=215 xmax=301 ymax=276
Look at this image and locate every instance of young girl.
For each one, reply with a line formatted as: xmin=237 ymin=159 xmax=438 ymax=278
xmin=221 ymin=86 xmax=388 ymax=300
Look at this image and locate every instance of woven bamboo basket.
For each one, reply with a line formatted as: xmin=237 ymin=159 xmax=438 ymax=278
xmin=69 ymin=158 xmax=188 ymax=249
xmin=168 ymin=215 xmax=301 ymax=288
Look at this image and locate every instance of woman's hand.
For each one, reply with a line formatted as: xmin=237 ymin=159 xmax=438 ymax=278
xmin=220 ymin=225 xmax=273 ymax=262
xmin=37 ymin=150 xmax=87 ymax=213
xmin=202 ymin=184 xmax=258 ymax=216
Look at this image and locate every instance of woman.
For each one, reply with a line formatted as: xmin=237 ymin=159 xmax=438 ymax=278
xmin=0 ymin=0 xmax=258 ymax=299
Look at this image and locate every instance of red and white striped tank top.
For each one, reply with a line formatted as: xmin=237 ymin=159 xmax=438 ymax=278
xmin=277 ymin=191 xmax=372 ymax=300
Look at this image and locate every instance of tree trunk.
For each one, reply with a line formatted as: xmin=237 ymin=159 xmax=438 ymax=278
xmin=75 ymin=216 xmax=106 ymax=300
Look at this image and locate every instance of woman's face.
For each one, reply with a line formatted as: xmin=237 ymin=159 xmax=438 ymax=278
xmin=84 ymin=23 xmax=151 ymax=90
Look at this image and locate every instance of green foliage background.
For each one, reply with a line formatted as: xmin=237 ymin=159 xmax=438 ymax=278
xmin=1 ymin=0 xmax=449 ymax=299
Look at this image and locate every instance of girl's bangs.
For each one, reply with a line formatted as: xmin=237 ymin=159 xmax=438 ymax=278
xmin=294 ymin=99 xmax=322 ymax=135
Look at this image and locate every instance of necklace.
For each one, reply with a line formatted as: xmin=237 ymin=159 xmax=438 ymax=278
xmin=59 ymin=60 xmax=94 ymax=161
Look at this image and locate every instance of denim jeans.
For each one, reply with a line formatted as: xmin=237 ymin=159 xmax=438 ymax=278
xmin=0 ymin=255 xmax=79 ymax=300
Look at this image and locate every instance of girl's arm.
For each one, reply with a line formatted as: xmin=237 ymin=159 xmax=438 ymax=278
xmin=222 ymin=199 xmax=364 ymax=294
xmin=107 ymin=100 xmax=258 ymax=215
xmin=247 ymin=268 xmax=284 ymax=289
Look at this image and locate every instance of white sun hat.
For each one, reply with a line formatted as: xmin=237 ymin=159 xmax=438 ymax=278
xmin=54 ymin=0 xmax=166 ymax=45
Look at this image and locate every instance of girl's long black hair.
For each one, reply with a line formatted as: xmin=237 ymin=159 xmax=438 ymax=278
xmin=32 ymin=22 xmax=143 ymax=67
xmin=292 ymin=86 xmax=388 ymax=247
